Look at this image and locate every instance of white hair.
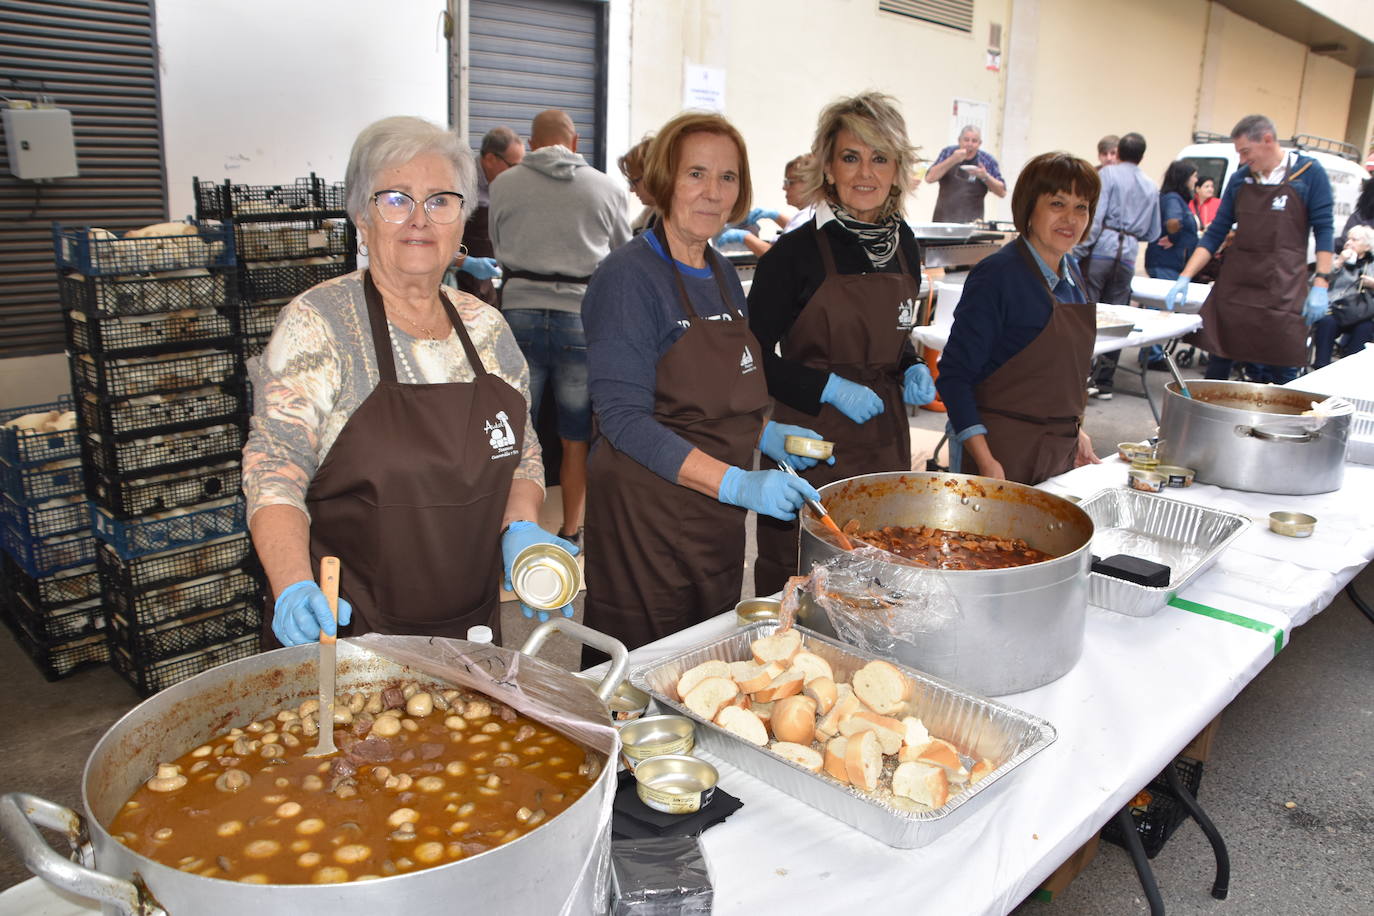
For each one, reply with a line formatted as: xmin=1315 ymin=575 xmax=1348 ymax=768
xmin=344 ymin=116 xmax=477 ymax=225
xmin=1340 ymin=223 xmax=1374 ymax=262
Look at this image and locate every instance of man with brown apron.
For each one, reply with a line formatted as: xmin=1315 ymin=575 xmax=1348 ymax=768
xmin=923 ymin=126 xmax=1007 ymax=224
xmin=1165 ymin=115 xmax=1335 ymax=384
xmin=582 ymin=223 xmax=809 ymax=655
xmin=268 ymin=272 xmax=528 ymax=644
xmin=754 ymin=228 xmax=921 ymax=594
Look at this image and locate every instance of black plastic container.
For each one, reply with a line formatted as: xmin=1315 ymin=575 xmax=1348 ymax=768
xmin=1102 ymin=757 xmax=1205 ymax=858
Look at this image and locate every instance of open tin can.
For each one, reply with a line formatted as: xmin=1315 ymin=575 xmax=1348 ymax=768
xmin=633 ymin=754 xmax=718 ymax=814
xmin=619 ymin=714 xmax=695 ymax=770
xmin=575 ymin=672 xmax=650 ymax=723
xmin=510 ymin=542 xmax=581 ymax=611
xmin=734 ymin=596 xmax=782 ymax=626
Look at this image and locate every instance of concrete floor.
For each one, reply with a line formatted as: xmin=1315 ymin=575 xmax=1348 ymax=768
xmin=2 ymin=345 xmax=1371 ymax=915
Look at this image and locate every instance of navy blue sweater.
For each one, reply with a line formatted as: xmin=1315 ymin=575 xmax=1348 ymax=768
xmin=1199 ymin=153 xmax=1334 ymax=254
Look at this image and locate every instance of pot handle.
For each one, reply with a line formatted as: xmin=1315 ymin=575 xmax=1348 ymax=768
xmin=1242 ymin=424 xmax=1319 ymax=443
xmin=520 ymin=619 xmax=629 ymax=703
xmin=0 ymin=792 xmax=159 ymax=916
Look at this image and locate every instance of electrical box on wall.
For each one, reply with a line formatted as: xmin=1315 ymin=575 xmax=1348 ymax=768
xmin=3 ymin=104 xmax=79 ymax=180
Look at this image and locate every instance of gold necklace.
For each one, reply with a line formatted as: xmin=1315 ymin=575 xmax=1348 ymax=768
xmin=391 ymin=306 xmax=442 ymax=340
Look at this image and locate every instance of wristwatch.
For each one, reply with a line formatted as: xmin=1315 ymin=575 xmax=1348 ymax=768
xmin=1312 ymin=271 xmax=1333 ymax=283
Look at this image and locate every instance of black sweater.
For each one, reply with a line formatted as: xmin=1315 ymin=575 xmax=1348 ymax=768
xmin=747 ymin=218 xmax=923 ymax=415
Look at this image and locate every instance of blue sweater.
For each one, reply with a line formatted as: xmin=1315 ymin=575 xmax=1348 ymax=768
xmin=936 ymin=239 xmax=1084 ymax=438
xmin=583 ymin=232 xmax=749 ymax=482
xmin=1145 ymin=191 xmax=1198 ymax=277
xmin=1199 ymin=153 xmax=1334 ymax=254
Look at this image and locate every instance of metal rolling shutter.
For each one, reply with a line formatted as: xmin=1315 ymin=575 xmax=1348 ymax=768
xmin=0 ymin=0 xmax=166 ymax=357
xmin=467 ymin=0 xmax=607 ymax=170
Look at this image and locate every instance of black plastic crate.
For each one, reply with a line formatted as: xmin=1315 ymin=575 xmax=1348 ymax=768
xmin=0 ymin=457 xmax=83 ymax=505
xmin=0 ymin=522 xmax=97 ymax=577
xmin=0 ymin=397 xmax=80 ymax=465
xmin=76 ymin=383 xmax=245 ymax=442
xmin=1103 ymin=758 xmax=1205 ymax=859
xmin=72 ymin=348 xmax=239 ymax=401
xmin=0 ymin=494 xmax=89 ymax=539
xmin=53 ymin=223 xmax=235 ymax=277
xmin=234 ymin=221 xmax=351 ymax=263
xmin=90 ymin=498 xmax=246 ymax=560
xmin=193 ymin=175 xmax=346 ymax=222
xmin=243 ymin=333 xmax=271 ymax=361
xmin=66 ymin=304 xmax=239 ymax=357
xmin=9 ymin=592 xmax=103 ymax=643
xmin=241 ymin=300 xmax=287 ymax=338
xmin=107 ymin=567 xmax=259 ymax=629
xmin=82 ymin=420 xmax=245 ymax=480
xmin=111 ymin=598 xmax=261 ymax=663
xmin=2 ymin=554 xmax=102 ymax=613
xmin=89 ymin=461 xmax=241 ymax=519
xmin=0 ymin=600 xmax=109 ymax=682
xmin=97 ymin=533 xmax=254 ymax=593
xmin=111 ymin=631 xmax=259 ymax=697
xmin=60 ymin=269 xmax=234 ymax=319
xmin=239 ymin=258 xmax=352 ymax=304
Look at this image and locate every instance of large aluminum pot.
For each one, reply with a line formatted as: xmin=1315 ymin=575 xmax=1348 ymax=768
xmin=1157 ymin=380 xmax=1349 ymax=494
xmin=797 ymin=472 xmax=1094 ymax=696
xmin=0 ymin=621 xmax=627 ymax=916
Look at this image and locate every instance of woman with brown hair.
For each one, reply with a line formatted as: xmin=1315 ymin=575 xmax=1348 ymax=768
xmin=581 ymin=112 xmax=824 ymax=651
xmin=935 ymin=152 xmax=1104 ymax=484
xmin=617 ymin=134 xmax=657 ymax=235
xmin=747 ymin=91 xmax=933 ymax=595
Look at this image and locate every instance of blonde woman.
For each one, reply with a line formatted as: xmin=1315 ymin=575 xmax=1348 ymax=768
xmin=747 ymin=91 xmax=933 ymax=595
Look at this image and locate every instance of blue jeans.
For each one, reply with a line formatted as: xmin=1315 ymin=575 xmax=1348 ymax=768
xmin=504 ymin=309 xmax=592 ymax=441
xmin=1203 ymin=358 xmax=1299 ymax=385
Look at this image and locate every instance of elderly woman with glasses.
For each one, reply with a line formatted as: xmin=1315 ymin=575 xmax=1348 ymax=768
xmin=243 ymin=115 xmax=573 ymax=648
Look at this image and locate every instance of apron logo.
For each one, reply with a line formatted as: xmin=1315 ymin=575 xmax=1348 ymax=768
xmin=897 ymin=297 xmax=917 ymax=330
xmin=484 ymin=410 xmax=518 ymax=461
xmin=739 ymin=347 xmax=756 ymax=374
xmin=1271 ymin=194 xmax=1288 ymax=211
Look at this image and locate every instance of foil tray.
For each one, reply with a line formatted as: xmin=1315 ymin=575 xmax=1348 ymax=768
xmin=630 ymin=623 xmax=1056 ymax=849
xmin=1079 ymin=488 xmax=1250 ymax=617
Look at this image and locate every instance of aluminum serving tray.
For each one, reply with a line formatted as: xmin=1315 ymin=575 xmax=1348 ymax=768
xmin=630 ymin=623 xmax=1056 ymax=849
xmin=1079 ymin=488 xmax=1250 ymax=617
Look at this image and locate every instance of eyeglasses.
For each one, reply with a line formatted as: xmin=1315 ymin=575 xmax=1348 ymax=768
xmin=782 ymin=177 xmax=803 ymax=187
xmin=371 ymin=189 xmax=465 ymax=225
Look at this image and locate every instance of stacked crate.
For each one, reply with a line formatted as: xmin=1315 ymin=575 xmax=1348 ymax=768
xmin=194 ymin=174 xmax=356 ymax=360
xmin=55 ymin=222 xmax=262 ymax=695
xmin=0 ymin=399 xmax=105 ymax=680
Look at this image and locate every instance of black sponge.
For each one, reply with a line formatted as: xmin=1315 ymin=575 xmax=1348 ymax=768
xmin=1091 ymin=554 xmax=1171 ymax=587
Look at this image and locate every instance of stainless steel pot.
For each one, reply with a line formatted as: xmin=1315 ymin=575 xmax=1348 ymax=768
xmin=1157 ymin=380 xmax=1349 ymax=494
xmin=797 ymin=472 xmax=1094 ymax=696
xmin=0 ymin=621 xmax=627 ymax=916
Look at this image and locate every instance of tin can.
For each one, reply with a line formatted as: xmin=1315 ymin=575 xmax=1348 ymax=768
xmin=633 ymin=754 xmax=718 ymax=814
xmin=575 ymin=672 xmax=650 ymax=723
xmin=618 ymin=714 xmax=695 ymax=769
xmin=1128 ymin=469 xmax=1166 ymax=493
xmin=1155 ymin=465 xmax=1195 ymax=488
xmin=1268 ymin=511 xmax=1316 ymax=538
xmin=1117 ymin=441 xmax=1154 ymax=463
xmin=784 ymin=435 xmax=835 ymax=461
xmin=735 ymin=596 xmax=782 ymax=626
xmin=510 ymin=542 xmax=581 ymax=611
xmin=1129 ymin=455 xmax=1160 ymax=472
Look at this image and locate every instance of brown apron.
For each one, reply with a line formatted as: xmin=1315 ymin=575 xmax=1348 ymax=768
xmin=754 ymin=227 xmax=920 ymax=595
xmin=1194 ymin=160 xmax=1313 ymax=367
xmin=583 ymin=225 xmax=771 ymax=652
xmin=973 ymin=239 xmax=1095 ymax=485
xmin=933 ymin=162 xmax=988 ymax=224
xmin=268 ymin=270 xmax=526 ymax=645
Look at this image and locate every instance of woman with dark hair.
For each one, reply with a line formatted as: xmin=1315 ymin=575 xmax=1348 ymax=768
xmin=1189 ymin=176 xmax=1220 ymax=231
xmin=935 ymin=152 xmax=1103 ymax=484
xmin=1336 ymin=176 xmax=1374 ymax=251
xmin=1146 ymin=160 xmax=1199 ymax=280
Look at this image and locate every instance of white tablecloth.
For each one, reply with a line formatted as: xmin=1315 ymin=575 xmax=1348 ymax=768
xmin=1130 ymin=276 xmax=1212 ymax=313
xmin=1287 ymin=346 xmax=1374 ymax=402
xmin=913 ymin=304 xmax=1202 ymax=357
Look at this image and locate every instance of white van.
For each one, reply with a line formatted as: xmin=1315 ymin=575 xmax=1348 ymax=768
xmin=1176 ymin=131 xmax=1366 ymax=261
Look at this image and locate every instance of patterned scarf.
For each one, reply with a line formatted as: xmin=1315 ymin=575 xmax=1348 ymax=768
xmin=828 ymin=200 xmax=902 ymax=268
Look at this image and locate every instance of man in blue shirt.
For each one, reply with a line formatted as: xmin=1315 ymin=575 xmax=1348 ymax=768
xmin=925 ymin=125 xmax=1006 ymax=223
xmin=1165 ymin=114 xmax=1334 ymax=383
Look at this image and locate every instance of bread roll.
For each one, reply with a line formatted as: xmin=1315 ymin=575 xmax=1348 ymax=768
xmin=749 ymin=700 xmax=774 ymax=727
xmin=852 ymin=659 xmax=911 ymax=715
xmin=770 ymin=695 xmax=817 ymax=745
xmin=844 ymin=730 xmax=883 ymax=791
xmin=892 ymin=760 xmax=950 ymax=808
xmin=788 ymin=651 xmax=834 ymax=684
xmin=751 ymin=669 xmax=804 ymax=703
xmin=683 ymin=676 xmax=738 ymax=722
xmin=823 ymin=737 xmax=850 ymax=783
xmin=750 ymin=629 xmax=801 ymax=666
xmin=803 ymin=676 xmax=838 ymax=715
xmin=901 ymin=716 xmax=931 ymax=750
xmin=715 ymin=706 xmax=768 ymax=746
xmin=900 ymin=737 xmax=969 ymax=783
xmin=838 ymin=709 xmax=905 ymax=755
xmin=677 ymin=659 xmax=731 ymax=700
xmin=770 ymin=742 xmax=823 ymax=773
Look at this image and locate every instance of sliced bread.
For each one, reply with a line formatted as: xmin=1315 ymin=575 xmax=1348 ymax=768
xmin=900 ymin=716 xmax=931 ymax=750
xmin=751 ymin=629 xmax=802 ymax=666
xmin=683 ymin=676 xmax=739 ymax=722
xmin=816 ymin=690 xmax=863 ymax=741
xmin=750 ymin=700 xmax=775 ymax=727
xmin=892 ymin=760 xmax=950 ymax=808
xmin=731 ymin=660 xmax=783 ymax=693
xmin=900 ymin=737 xmax=969 ymax=782
xmin=803 ymin=676 xmax=838 ymax=715
xmin=823 ymin=736 xmax=850 ymax=783
xmin=676 ymin=659 xmax=732 ymax=700
xmin=851 ymin=659 xmax=911 ymax=715
xmin=843 ymin=730 xmax=883 ymax=791
xmin=715 ymin=705 xmax=768 ymax=746
xmin=751 ymin=669 xmax=805 ymax=703
xmin=788 ymin=650 xmax=834 ymax=684
xmin=969 ymin=758 xmax=995 ymax=784
xmin=771 ymin=741 xmax=823 ymax=773
xmin=838 ymin=709 xmax=905 ymax=755
xmin=770 ymin=695 xmax=818 ymax=745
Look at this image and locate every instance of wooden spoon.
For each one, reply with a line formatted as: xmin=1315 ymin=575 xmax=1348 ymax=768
xmin=304 ymin=556 xmax=341 ymax=758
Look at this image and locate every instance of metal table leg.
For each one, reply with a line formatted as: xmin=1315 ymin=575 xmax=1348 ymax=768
xmin=1163 ymin=763 xmax=1230 ymax=900
xmin=1347 ymin=584 xmax=1374 ymax=626
xmin=1112 ymin=807 xmax=1166 ymax=915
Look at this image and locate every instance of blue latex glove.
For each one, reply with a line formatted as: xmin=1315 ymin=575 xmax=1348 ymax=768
xmin=745 ymin=207 xmax=780 ymax=225
xmin=717 ymin=466 xmax=820 ymax=522
xmin=500 ymin=520 xmax=580 ymax=622
xmin=1303 ymin=285 xmax=1329 ymax=326
xmin=716 ymin=228 xmax=749 ymax=246
xmin=759 ymin=421 xmax=835 ymax=471
xmin=902 ymin=363 xmax=936 ymax=406
xmin=273 ymin=580 xmax=353 ymax=647
xmin=460 ymin=256 xmax=501 ymax=280
xmin=1163 ymin=275 xmax=1190 ymax=312
xmin=820 ymin=373 xmax=884 ymax=424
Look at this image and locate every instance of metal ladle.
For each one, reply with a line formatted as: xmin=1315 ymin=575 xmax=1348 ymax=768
xmin=776 ymin=461 xmax=853 ymax=550
xmin=1163 ymin=350 xmax=1192 ymax=399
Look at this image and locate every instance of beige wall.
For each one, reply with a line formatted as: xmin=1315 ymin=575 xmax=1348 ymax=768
xmin=0 ymin=354 xmax=70 ymax=411
xmin=1197 ymin=5 xmax=1308 ymax=136
xmin=1296 ymin=51 xmax=1355 ymax=140
xmin=1343 ymin=77 xmax=1374 ymax=152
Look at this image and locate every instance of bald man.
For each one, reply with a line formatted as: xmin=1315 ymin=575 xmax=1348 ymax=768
xmin=489 ymin=109 xmax=630 ymax=547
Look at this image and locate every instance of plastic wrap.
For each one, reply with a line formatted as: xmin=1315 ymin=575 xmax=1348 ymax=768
xmin=354 ymin=634 xmax=620 ymax=916
xmin=610 ymin=835 xmax=713 ymax=916
xmin=804 ymin=544 xmax=963 ymax=657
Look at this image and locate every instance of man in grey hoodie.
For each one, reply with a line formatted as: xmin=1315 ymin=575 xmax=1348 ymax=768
xmin=490 ymin=109 xmax=631 ymax=547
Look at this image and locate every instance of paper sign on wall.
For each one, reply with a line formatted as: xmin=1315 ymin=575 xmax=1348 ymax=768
xmin=951 ymin=99 xmax=989 ymax=140
xmin=684 ymin=64 xmax=726 ymax=113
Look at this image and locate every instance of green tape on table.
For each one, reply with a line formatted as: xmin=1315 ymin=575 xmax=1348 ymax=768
xmin=1168 ymin=596 xmax=1285 ymax=655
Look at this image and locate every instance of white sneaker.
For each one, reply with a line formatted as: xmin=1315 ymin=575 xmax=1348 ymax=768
xmin=1091 ymin=390 xmax=1114 ymax=401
